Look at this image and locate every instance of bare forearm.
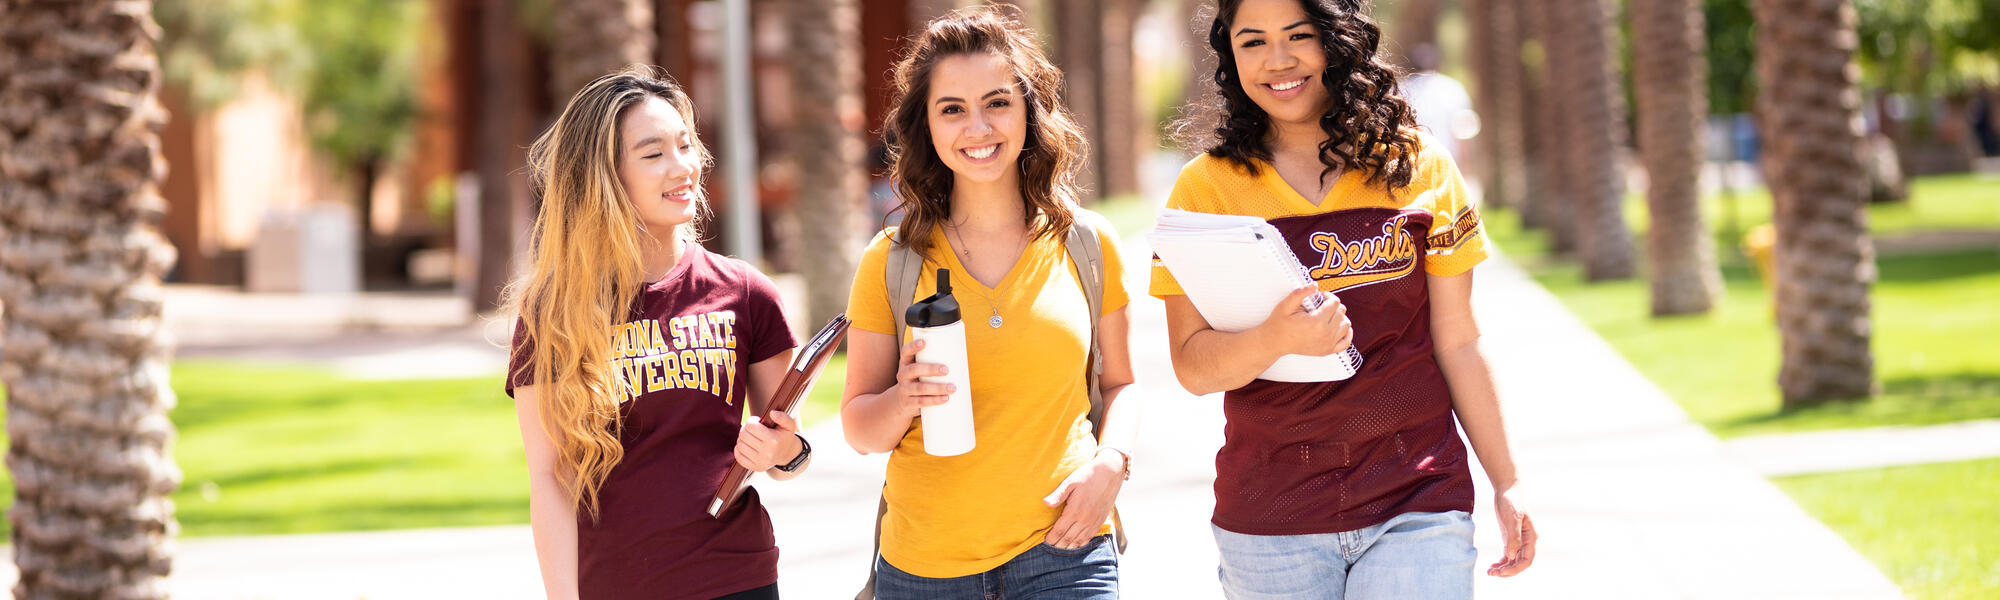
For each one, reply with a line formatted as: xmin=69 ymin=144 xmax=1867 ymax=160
xmin=1172 ymin=327 xmax=1285 ymax=396
xmin=840 ymin=388 xmax=915 ymax=454
xmin=527 ymin=476 xmax=579 ymax=600
xmin=1094 ymin=383 xmax=1144 ymax=453
xmin=1437 ymin=340 xmax=1518 ymax=490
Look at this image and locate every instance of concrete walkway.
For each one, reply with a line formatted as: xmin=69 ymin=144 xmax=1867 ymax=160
xmin=1722 ymin=418 xmax=2000 ymax=477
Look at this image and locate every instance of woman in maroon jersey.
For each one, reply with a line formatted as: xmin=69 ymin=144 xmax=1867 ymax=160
xmin=505 ymin=66 xmax=810 ymax=600
xmin=1152 ymin=0 xmax=1538 ymax=598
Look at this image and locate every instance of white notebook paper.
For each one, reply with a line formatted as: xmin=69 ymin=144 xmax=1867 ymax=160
xmin=1149 ymin=208 xmax=1363 ymax=382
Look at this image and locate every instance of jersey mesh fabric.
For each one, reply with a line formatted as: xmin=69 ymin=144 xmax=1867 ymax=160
xmin=1150 ymin=132 xmax=1486 ymax=535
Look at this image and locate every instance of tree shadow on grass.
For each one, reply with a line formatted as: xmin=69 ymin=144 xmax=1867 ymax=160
xmin=1876 ymin=249 xmax=2000 ymax=284
xmin=177 ymin=497 xmax=528 ymax=537
xmin=187 ymin=455 xmax=433 ymax=490
xmin=1715 ymin=373 xmax=2000 ymax=437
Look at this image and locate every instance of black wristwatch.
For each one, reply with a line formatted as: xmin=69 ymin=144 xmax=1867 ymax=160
xmin=775 ymin=434 xmax=811 ymax=473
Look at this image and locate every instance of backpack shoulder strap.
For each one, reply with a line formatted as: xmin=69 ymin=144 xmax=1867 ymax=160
xmin=1064 ymin=213 xmax=1107 ymax=432
xmin=886 ymin=231 xmax=924 ymax=345
xmin=1065 ymin=210 xmax=1129 ymax=554
xmin=862 ymin=233 xmax=922 ymax=600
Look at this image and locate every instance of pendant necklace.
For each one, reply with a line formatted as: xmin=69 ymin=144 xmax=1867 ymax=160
xmin=944 ymin=223 xmax=1025 ymax=329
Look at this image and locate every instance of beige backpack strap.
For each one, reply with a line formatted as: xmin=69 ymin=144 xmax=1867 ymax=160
xmin=861 ymin=237 xmax=923 ymax=599
xmin=887 ymin=234 xmax=924 ymax=346
xmin=1065 ymin=215 xmax=1107 ymax=431
xmin=1064 ymin=213 xmax=1128 ymax=554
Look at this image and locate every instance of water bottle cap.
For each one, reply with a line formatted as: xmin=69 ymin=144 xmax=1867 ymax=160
xmin=905 ymin=268 xmax=962 ymax=327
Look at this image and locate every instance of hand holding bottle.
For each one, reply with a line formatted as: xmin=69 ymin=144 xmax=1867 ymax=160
xmin=891 ymin=338 xmax=955 ymax=418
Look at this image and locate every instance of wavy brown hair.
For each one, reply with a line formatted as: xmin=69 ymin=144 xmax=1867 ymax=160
xmin=505 ymin=65 xmax=710 ymax=522
xmin=1184 ymin=0 xmax=1421 ymax=189
xmin=882 ymin=6 xmax=1087 ymax=255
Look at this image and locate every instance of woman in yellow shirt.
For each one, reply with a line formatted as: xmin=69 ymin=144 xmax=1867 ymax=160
xmin=840 ymin=7 xmax=1142 ymax=599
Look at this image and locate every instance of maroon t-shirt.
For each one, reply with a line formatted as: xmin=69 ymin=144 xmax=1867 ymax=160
xmin=507 ymin=243 xmax=797 ymax=600
xmin=1212 ymin=208 xmax=1474 ymax=536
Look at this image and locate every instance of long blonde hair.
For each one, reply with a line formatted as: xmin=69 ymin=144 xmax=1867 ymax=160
xmin=507 ymin=65 xmax=712 ymax=521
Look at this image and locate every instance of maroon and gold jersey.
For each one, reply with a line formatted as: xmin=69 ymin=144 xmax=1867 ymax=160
xmin=1151 ymin=133 xmax=1486 ymax=535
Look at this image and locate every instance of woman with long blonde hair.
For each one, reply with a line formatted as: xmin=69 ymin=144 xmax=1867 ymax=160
xmin=506 ymin=66 xmax=808 ymax=600
xmin=841 ymin=8 xmax=1144 ymax=598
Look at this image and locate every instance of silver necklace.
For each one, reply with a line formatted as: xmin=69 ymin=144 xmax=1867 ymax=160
xmin=944 ymin=223 xmax=1025 ymax=329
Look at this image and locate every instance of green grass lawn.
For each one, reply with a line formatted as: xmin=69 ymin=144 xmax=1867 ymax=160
xmin=1631 ymin=173 xmax=2000 ymax=242
xmin=0 ymin=354 xmax=855 ymax=539
xmin=167 ymin=362 xmax=525 ymax=536
xmin=1772 ymin=458 xmax=2000 ymax=600
xmin=1486 ymin=175 xmax=2000 ymax=438
xmin=0 ymin=361 xmax=525 ymax=537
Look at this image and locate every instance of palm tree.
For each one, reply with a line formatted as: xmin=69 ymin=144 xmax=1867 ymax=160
xmin=1512 ymin=0 xmax=1552 ymax=233
xmin=1393 ymin=0 xmax=1441 ymax=70
xmin=473 ymin=0 xmax=539 ymax=312
xmin=1752 ymin=0 xmax=1878 ymax=407
xmin=1556 ymin=0 xmax=1635 ymax=281
xmin=1469 ymin=0 xmax=1527 ymax=213
xmin=1053 ymin=0 xmax=1101 ymax=203
xmin=912 ymin=0 xmax=960 ymax=21
xmin=1634 ymin=0 xmax=1723 ymax=314
xmin=0 ymin=1 xmax=181 ymax=597
xmin=551 ymin=0 xmax=656 ymax=104
xmin=785 ymin=0 xmax=868 ymax=328
xmin=1522 ymin=0 xmax=1569 ymax=244
xmin=1099 ymin=0 xmax=1142 ymax=199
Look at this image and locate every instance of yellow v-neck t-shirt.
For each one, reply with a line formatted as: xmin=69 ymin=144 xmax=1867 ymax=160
xmin=846 ymin=211 xmax=1129 ymax=578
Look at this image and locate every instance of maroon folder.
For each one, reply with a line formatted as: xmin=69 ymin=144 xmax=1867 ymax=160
xmin=708 ymin=314 xmax=850 ymax=517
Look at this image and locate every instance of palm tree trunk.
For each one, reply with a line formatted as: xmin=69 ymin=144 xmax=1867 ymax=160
xmin=1394 ymin=0 xmax=1441 ymax=69
xmin=1556 ymin=0 xmax=1635 ymax=280
xmin=1054 ymin=0 xmax=1102 ymax=203
xmin=1522 ymin=0 xmax=1568 ymax=242
xmin=910 ymin=0 xmax=959 ymax=22
xmin=1752 ymin=0 xmax=1878 ymax=408
xmin=785 ymin=0 xmax=867 ymax=328
xmin=551 ymin=0 xmax=655 ymax=103
xmin=1511 ymin=0 xmax=1549 ymax=231
xmin=1099 ymin=0 xmax=1141 ymax=199
xmin=1469 ymin=0 xmax=1526 ymax=213
xmin=474 ymin=0 xmax=537 ymax=312
xmin=1634 ymin=0 xmax=1722 ymax=314
xmin=0 ymin=1 xmax=181 ymax=597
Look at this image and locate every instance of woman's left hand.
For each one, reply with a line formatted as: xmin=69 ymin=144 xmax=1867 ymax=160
xmin=734 ymin=412 xmax=803 ymax=472
xmin=1041 ymin=448 xmax=1128 ymax=549
xmin=1487 ymin=484 xmax=1538 ymax=577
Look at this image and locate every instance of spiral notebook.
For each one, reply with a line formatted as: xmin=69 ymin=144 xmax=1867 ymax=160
xmin=1149 ymin=208 xmax=1363 ymax=382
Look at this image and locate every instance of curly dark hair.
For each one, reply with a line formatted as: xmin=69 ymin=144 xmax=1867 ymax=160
xmin=881 ymin=5 xmax=1087 ymax=256
xmin=1190 ymin=0 xmax=1421 ymax=190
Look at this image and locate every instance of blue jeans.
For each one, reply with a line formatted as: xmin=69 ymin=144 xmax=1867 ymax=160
xmin=1212 ymin=511 xmax=1475 ymax=600
xmin=874 ymin=535 xmax=1119 ymax=599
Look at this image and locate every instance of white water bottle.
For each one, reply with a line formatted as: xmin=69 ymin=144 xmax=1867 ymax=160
xmin=906 ymin=268 xmax=975 ymax=456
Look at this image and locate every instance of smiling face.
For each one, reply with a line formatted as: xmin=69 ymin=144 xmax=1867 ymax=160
xmin=617 ymin=95 xmax=702 ymax=233
xmin=926 ymin=52 xmax=1029 ymax=186
xmin=1229 ymin=0 xmax=1331 ymax=129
